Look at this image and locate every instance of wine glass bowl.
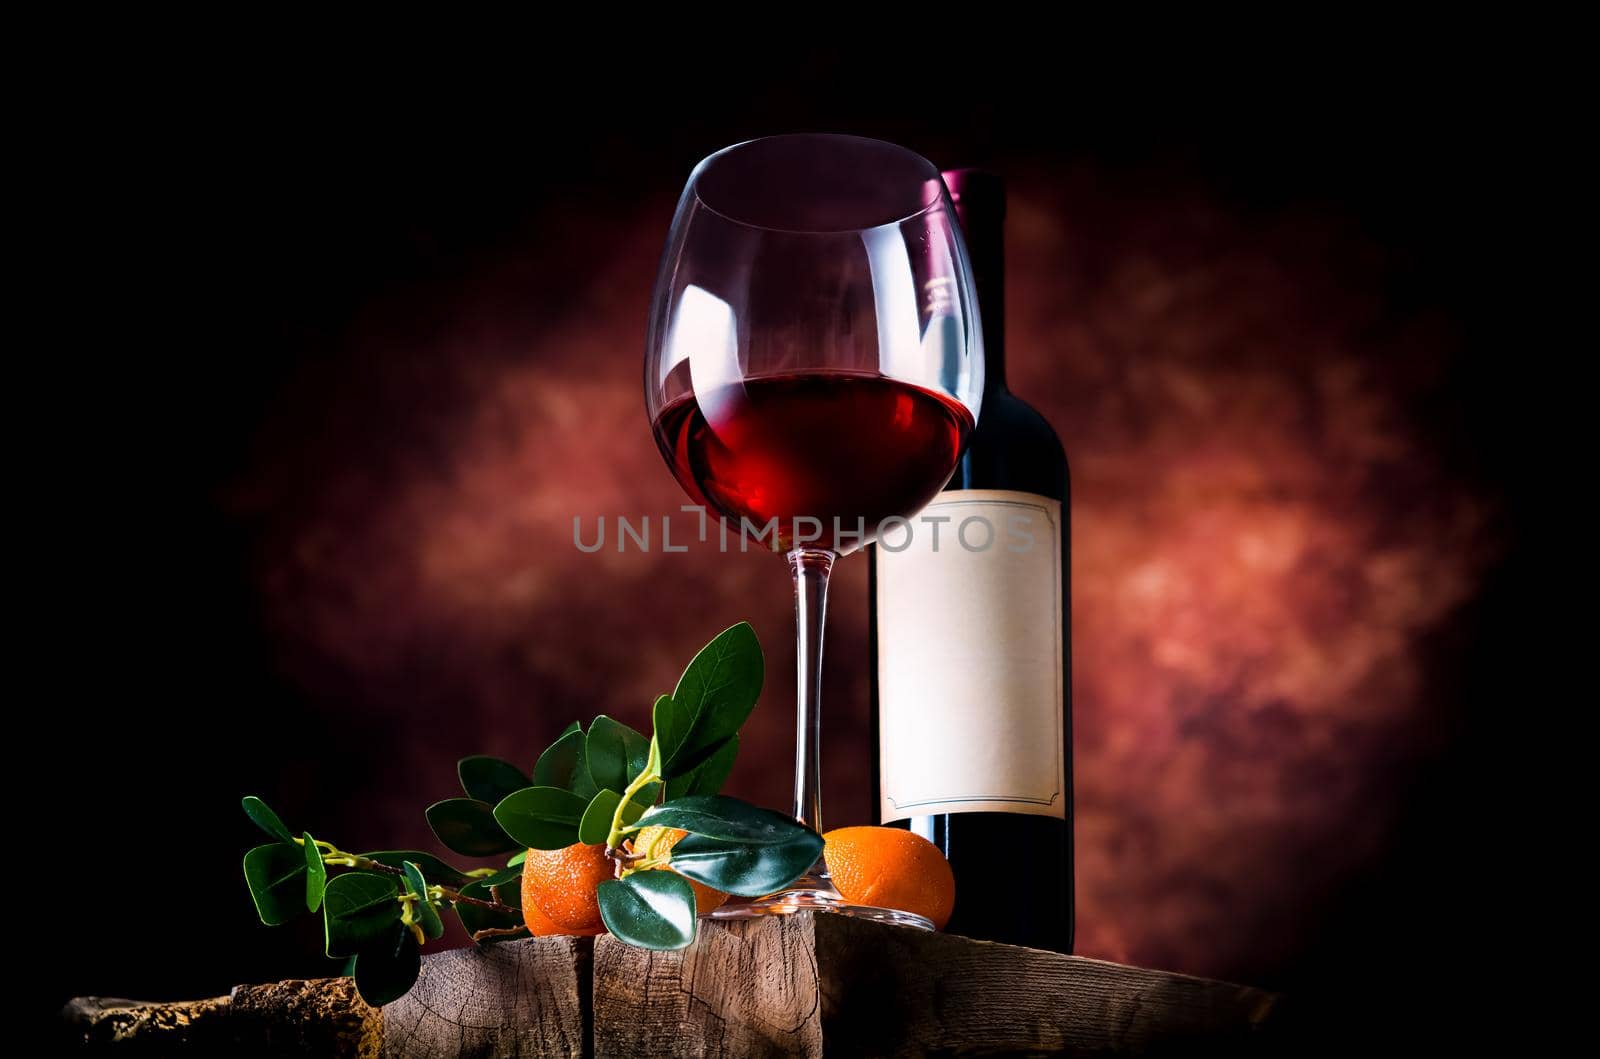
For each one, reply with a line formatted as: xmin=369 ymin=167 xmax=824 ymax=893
xmin=644 ymin=134 xmax=984 ymax=927
xmin=652 ymin=372 xmax=974 ymax=555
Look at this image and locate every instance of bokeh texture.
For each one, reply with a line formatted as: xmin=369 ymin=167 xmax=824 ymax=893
xmin=236 ymin=165 xmax=1499 ymax=982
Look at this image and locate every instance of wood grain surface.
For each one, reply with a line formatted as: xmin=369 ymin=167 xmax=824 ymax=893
xmin=817 ymin=914 xmax=1278 ymax=1056
xmin=381 ymin=934 xmax=589 ymax=1058
xmin=64 ymin=913 xmax=1280 ymax=1056
xmin=593 ymin=912 xmax=822 ymax=1057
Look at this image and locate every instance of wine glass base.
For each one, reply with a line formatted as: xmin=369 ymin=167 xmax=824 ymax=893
xmin=708 ymin=886 xmax=935 ymax=932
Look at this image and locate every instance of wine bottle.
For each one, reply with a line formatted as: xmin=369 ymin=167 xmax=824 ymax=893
xmin=868 ymin=168 xmax=1073 ymax=952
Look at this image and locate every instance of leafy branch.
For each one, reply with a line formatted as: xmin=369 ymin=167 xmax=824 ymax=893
xmin=240 ymin=622 xmax=822 ymax=1007
xmin=293 ymin=836 xmax=504 ymax=912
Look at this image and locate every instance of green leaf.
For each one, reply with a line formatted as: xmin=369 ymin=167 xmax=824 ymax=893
xmin=352 ymin=924 xmax=421 ymax=1006
xmin=402 ymin=861 xmax=445 ymax=941
xmin=506 ymin=850 xmax=527 ymax=868
xmin=586 ymin=716 xmax=652 ymax=792
xmin=304 ymin=832 xmax=327 ymax=912
xmin=242 ymin=796 xmax=295 ymax=844
xmin=458 ymin=756 xmax=533 ymax=805
xmin=659 ymin=622 xmax=763 ymax=779
xmin=650 ymin=694 xmax=685 ymax=769
xmin=478 ymin=865 xmax=524 ymax=888
xmin=456 ymin=876 xmax=525 ymax=942
xmin=426 ymin=798 xmax=519 ymax=857
xmin=578 ymin=789 xmax=648 ymax=846
xmin=667 ymin=830 xmax=823 ymax=897
xmin=244 ymin=843 xmax=309 ymax=926
xmin=665 ymin=735 xmax=739 ymax=801
xmin=636 ymin=795 xmax=810 ymax=844
xmin=597 ymin=870 xmax=697 ymax=950
xmin=323 ymin=872 xmax=402 ymax=958
xmin=531 ymin=728 xmax=588 ymax=794
xmin=358 ymin=851 xmax=471 ymax=887
xmin=630 ymin=795 xmax=822 ymax=896
xmin=569 ymin=737 xmax=600 ymax=800
xmin=492 ymin=786 xmax=586 ymax=850
xmin=558 ymin=719 xmax=582 ymax=738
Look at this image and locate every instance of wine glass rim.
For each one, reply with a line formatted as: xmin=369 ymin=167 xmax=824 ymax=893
xmin=688 ymin=133 xmax=945 ymax=235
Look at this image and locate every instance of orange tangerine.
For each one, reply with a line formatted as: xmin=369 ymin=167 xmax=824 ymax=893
xmin=822 ymin=826 xmax=955 ymax=930
xmin=521 ymin=842 xmax=614 ymax=933
xmin=521 ymin=892 xmax=605 ymax=937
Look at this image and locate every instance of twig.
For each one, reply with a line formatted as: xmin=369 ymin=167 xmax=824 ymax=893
xmin=334 ymin=854 xmax=518 ymax=915
xmin=469 ymin=926 xmax=530 ymax=942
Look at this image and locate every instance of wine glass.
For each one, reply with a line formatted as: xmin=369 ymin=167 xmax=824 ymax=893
xmin=644 ymin=134 xmax=983 ymax=928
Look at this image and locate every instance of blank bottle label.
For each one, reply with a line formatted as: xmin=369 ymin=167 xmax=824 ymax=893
xmin=875 ymin=489 xmax=1066 ymax=821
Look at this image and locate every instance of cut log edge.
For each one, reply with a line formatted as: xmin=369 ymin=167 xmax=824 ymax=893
xmin=60 ymin=977 xmax=382 ymax=1057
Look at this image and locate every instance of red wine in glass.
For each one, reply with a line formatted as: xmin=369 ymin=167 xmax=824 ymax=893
xmin=653 ymin=372 xmax=974 ymax=553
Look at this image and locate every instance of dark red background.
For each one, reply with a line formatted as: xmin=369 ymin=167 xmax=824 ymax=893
xmin=40 ymin=48 xmax=1530 ymax=1051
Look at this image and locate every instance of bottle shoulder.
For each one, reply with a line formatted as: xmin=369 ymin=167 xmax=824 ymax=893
xmin=951 ymin=388 xmax=1069 ymax=497
xmin=980 ymin=391 xmax=1066 ymax=459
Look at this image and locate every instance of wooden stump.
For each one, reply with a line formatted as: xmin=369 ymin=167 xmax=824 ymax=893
xmin=382 ymin=934 xmax=590 ymax=1058
xmin=63 ymin=913 xmax=1279 ymax=1056
xmin=593 ymin=912 xmax=822 ymax=1057
xmin=815 ymin=915 xmax=1278 ymax=1057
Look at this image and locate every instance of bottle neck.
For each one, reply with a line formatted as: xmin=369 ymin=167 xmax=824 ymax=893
xmin=949 ymin=182 xmax=1006 ymax=392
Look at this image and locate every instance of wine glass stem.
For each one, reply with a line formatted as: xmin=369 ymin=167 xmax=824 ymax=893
xmin=788 ymin=547 xmax=836 ymax=832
